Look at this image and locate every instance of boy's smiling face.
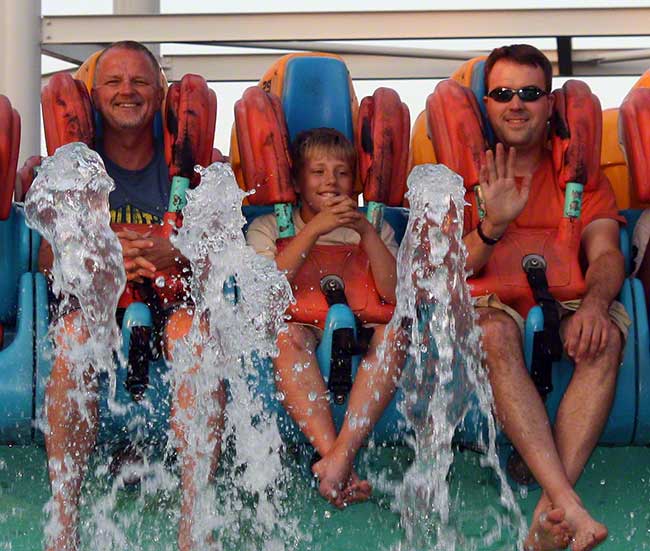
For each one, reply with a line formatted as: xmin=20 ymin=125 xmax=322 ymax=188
xmin=296 ymin=151 xmax=354 ymax=223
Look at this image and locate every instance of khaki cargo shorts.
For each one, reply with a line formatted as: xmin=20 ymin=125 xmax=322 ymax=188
xmin=474 ymin=293 xmax=631 ymax=343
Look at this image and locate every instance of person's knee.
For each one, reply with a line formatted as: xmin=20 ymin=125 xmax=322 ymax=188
xmin=575 ymin=322 xmax=623 ymax=377
xmin=53 ymin=310 xmax=90 ymax=348
xmin=278 ymin=323 xmax=317 ymax=355
xmin=164 ymin=308 xmax=194 ymax=359
xmin=477 ymin=308 xmax=520 ymax=348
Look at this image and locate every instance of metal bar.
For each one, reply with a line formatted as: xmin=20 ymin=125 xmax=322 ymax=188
xmin=41 ymin=44 xmax=107 ymax=65
xmin=42 ymin=9 xmax=650 ymax=44
xmin=161 ymin=53 xmax=472 ymax=82
xmin=113 ymin=0 xmax=160 ymax=60
xmin=556 ymin=36 xmax=573 ymax=76
xmin=577 ymin=48 xmax=650 ymax=65
xmin=221 ymin=41 xmax=485 ymax=60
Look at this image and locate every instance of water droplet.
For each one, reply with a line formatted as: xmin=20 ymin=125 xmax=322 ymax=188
xmin=308 ymin=391 xmax=318 ymax=402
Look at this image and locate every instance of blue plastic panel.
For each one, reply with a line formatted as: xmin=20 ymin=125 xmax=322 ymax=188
xmin=0 ymin=206 xmax=31 ymax=324
xmin=282 ymin=57 xmax=354 ymax=143
xmin=632 ymin=277 xmax=650 ymax=444
xmin=0 ymin=273 xmax=35 ymax=444
xmin=96 ymin=302 xmax=171 ymax=445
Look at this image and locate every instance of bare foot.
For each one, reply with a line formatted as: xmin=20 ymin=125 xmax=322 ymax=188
xmin=312 ymin=449 xmax=371 ymax=508
xmin=524 ymin=507 xmax=572 ymax=550
xmin=563 ymin=503 xmax=607 ymax=551
xmin=339 ymin=470 xmax=372 ymax=506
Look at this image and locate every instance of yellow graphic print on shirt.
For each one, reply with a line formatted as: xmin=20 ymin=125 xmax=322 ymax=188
xmin=110 ymin=204 xmax=161 ymax=225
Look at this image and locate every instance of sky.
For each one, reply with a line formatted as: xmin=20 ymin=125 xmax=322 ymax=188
xmin=40 ymin=0 xmax=650 ymax=152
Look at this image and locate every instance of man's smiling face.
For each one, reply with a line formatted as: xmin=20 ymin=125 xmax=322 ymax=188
xmin=92 ymin=47 xmax=163 ymax=133
xmin=484 ymin=59 xmax=553 ymax=151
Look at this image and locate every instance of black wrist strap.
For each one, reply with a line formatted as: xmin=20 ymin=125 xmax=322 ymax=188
xmin=477 ymin=220 xmax=501 ymax=246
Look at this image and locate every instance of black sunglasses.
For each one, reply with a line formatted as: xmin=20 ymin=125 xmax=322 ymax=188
xmin=487 ymin=86 xmax=548 ymax=103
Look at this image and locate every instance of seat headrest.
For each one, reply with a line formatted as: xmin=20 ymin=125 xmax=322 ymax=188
xmin=280 ymin=56 xmax=355 ymax=143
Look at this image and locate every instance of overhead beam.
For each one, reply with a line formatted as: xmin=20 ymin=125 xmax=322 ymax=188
xmin=42 ymin=8 xmax=650 ymax=44
xmin=41 ymin=46 xmax=650 ymax=83
xmin=41 ymin=43 xmax=107 ymax=65
xmin=160 ymin=53 xmax=470 ymax=82
xmin=158 ymin=50 xmax=649 ymax=81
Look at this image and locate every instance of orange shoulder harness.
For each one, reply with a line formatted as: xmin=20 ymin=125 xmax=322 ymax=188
xmin=427 ymin=79 xmax=601 ymax=317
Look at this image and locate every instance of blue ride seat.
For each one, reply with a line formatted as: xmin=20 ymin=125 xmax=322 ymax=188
xmin=618 ymin=208 xmax=650 ymax=445
xmin=234 ymin=53 xmax=410 ymax=444
xmin=243 ymin=205 xmax=410 ymax=444
xmin=419 ymin=58 xmax=646 ymax=454
xmin=0 ymin=206 xmax=36 ymax=444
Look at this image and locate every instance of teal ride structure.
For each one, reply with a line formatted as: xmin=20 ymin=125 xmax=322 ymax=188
xmin=1 ymin=52 xmax=649 ymax=476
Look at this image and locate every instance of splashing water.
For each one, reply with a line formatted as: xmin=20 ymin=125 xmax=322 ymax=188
xmin=24 ymin=142 xmax=125 ymax=362
xmin=387 ymin=164 xmax=526 ymax=550
xmin=23 ymin=142 xmax=127 ymax=547
xmin=169 ymin=162 xmax=298 ymax=549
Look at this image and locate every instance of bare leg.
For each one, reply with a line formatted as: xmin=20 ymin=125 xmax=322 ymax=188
xmin=273 ymin=323 xmax=367 ymax=506
xmin=166 ymin=308 xmax=226 ymax=551
xmin=273 ymin=324 xmax=338 ymax=457
xmin=478 ymin=307 xmax=601 ymax=551
xmin=530 ymin=320 xmax=620 ymax=551
xmin=45 ymin=312 xmax=97 ymax=551
xmin=312 ymin=324 xmax=405 ymax=507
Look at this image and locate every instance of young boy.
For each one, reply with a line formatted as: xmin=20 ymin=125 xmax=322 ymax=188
xmin=246 ymin=127 xmax=402 ymax=508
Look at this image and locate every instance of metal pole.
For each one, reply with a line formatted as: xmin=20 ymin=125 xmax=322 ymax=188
xmin=0 ymin=0 xmax=42 ymax=161
xmin=113 ymin=0 xmax=160 ymax=60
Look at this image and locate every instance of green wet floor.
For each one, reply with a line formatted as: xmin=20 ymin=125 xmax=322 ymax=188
xmin=0 ymin=445 xmax=648 ymax=551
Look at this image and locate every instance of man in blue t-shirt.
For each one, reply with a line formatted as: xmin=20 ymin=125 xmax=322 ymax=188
xmin=101 ymin=135 xmax=170 ymax=226
xmin=39 ymin=41 xmax=216 ymax=551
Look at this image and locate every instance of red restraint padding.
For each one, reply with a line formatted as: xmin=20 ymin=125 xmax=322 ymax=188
xmin=234 ymin=86 xmax=294 ymax=206
xmin=0 ymin=95 xmax=20 ymax=220
xmin=620 ymin=87 xmax=650 ymax=203
xmin=552 ymin=80 xmax=602 ymax=191
xmin=163 ymin=74 xmax=217 ymax=188
xmin=426 ymin=79 xmax=487 ymax=191
xmin=356 ymin=87 xmax=410 ymax=206
xmin=15 ymin=155 xmax=41 ymax=203
xmin=41 ymin=73 xmax=95 ymax=155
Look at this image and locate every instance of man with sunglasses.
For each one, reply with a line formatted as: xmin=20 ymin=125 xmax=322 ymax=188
xmin=464 ymin=45 xmax=626 ymax=551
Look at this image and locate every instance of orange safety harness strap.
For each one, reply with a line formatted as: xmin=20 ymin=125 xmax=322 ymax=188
xmin=427 ymin=79 xmax=599 ymax=318
xmin=277 ymin=239 xmax=394 ymax=328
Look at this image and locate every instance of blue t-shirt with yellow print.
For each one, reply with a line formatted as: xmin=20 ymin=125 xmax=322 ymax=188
xmin=98 ymin=139 xmax=170 ymax=224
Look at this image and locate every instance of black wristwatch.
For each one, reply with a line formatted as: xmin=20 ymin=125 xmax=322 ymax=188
xmin=477 ymin=220 xmax=502 ymax=246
